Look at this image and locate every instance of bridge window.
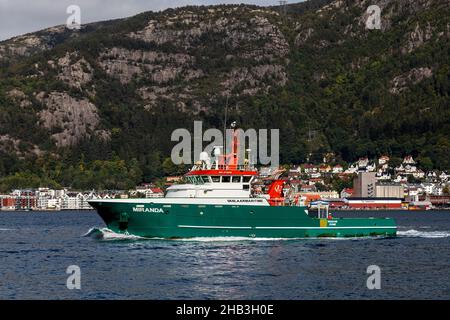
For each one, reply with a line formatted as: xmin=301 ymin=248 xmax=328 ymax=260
xmin=243 ymin=176 xmax=252 ymax=183
xmin=185 ymin=176 xmax=194 ymax=184
xmin=187 ymin=176 xmax=206 ymax=185
xmin=232 ymin=176 xmax=241 ymax=183
xmin=211 ymin=176 xmax=220 ymax=183
xmin=221 ymin=176 xmax=231 ymax=183
xmin=201 ymin=176 xmax=211 ymax=183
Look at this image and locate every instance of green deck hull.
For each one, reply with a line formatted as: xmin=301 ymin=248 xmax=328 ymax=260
xmin=89 ymin=201 xmax=397 ymax=238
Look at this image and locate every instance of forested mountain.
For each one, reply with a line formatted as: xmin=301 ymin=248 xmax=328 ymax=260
xmin=0 ymin=0 xmax=449 ymax=191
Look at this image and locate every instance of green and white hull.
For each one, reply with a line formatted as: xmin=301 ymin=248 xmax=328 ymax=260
xmin=89 ymin=199 xmax=397 ymax=238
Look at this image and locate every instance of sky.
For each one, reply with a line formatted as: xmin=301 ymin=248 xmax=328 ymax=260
xmin=0 ymin=0 xmax=291 ymax=41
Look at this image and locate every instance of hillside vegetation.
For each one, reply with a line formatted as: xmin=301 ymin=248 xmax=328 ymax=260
xmin=0 ymin=0 xmax=449 ymax=191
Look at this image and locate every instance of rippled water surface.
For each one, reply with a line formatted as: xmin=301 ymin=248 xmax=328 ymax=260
xmin=0 ymin=210 xmax=449 ymax=299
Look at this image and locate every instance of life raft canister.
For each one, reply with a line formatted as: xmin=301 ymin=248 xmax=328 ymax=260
xmin=119 ymin=212 xmax=129 ymax=231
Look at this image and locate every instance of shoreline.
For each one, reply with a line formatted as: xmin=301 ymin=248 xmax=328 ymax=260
xmin=1 ymin=208 xmax=450 ymax=213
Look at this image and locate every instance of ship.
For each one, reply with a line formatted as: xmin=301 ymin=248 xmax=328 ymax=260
xmin=89 ymin=125 xmax=397 ymax=239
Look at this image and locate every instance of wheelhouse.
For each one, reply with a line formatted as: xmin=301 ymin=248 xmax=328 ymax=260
xmin=184 ymin=174 xmax=255 ymax=185
xmin=165 ymin=123 xmax=260 ymax=199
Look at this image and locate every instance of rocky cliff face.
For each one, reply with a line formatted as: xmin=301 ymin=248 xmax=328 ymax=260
xmin=36 ymin=91 xmax=107 ymax=147
xmin=97 ymin=6 xmax=290 ymax=112
xmin=0 ymin=0 xmax=448 ymax=169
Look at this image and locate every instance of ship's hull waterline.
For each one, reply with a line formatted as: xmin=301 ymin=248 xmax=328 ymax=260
xmin=89 ymin=200 xmax=397 ymax=238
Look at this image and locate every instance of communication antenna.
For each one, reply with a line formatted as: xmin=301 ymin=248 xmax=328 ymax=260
xmin=223 ymin=95 xmax=229 ymax=135
xmin=306 ymin=126 xmax=318 ymax=162
xmin=279 ymin=0 xmax=288 ymax=15
xmin=307 ymin=127 xmax=317 ymax=142
xmin=223 ymin=96 xmax=229 ymax=165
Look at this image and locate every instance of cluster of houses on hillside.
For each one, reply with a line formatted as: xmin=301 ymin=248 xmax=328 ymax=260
xmin=259 ymin=155 xmax=450 ymax=209
xmin=289 ymin=155 xmax=447 ymax=181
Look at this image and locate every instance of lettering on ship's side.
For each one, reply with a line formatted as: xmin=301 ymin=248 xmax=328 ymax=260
xmin=227 ymin=199 xmax=263 ymax=203
xmin=132 ymin=206 xmax=165 ymax=213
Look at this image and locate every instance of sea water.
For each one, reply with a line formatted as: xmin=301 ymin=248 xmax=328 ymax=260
xmin=0 ymin=210 xmax=449 ymax=299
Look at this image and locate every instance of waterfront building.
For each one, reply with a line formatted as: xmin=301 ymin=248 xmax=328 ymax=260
xmin=131 ymin=184 xmax=164 ymax=198
xmin=0 ymin=195 xmax=16 ymax=211
xmin=316 ymin=191 xmax=339 ymax=199
xmin=60 ymin=192 xmax=81 ymax=210
xmin=429 ymin=195 xmax=450 ymax=207
xmin=165 ymin=176 xmax=183 ymax=187
xmin=353 ymin=172 xmax=377 ymax=198
xmin=375 ymin=182 xmax=404 ymax=198
xmin=421 ymin=183 xmax=434 ymax=194
xmin=432 ymin=184 xmax=443 ymax=196
xmin=405 ymin=185 xmax=420 ymax=202
xmin=345 ymin=197 xmax=403 ymax=209
xmin=11 ymin=189 xmax=36 ymax=210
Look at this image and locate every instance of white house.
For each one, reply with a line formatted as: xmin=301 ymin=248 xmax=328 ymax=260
xmin=421 ymin=183 xmax=434 ymax=194
xmin=340 ymin=188 xmax=353 ymax=198
xmin=432 ymin=184 xmax=443 ymax=195
xmin=412 ymin=169 xmax=425 ymax=179
xmin=404 ymin=164 xmax=417 ymax=174
xmin=376 ymin=172 xmax=391 ymax=180
xmin=60 ymin=192 xmax=81 ymax=210
xmin=259 ymin=167 xmax=275 ymax=177
xmin=366 ymin=162 xmax=376 ymax=172
xmin=303 ymin=164 xmax=318 ymax=174
xmin=407 ymin=187 xmax=420 ymax=202
xmin=332 ymin=165 xmax=343 ymax=174
xmin=394 ymin=175 xmax=407 ymax=183
xmin=310 ymin=172 xmax=322 ymax=178
xmin=358 ymin=157 xmax=369 ymax=168
xmin=378 ymin=155 xmax=390 ymax=165
xmin=47 ymin=198 xmax=60 ymax=210
xmin=344 ymin=164 xmax=358 ymax=174
xmin=403 ymin=155 xmax=416 ymax=164
xmin=80 ymin=192 xmax=96 ymax=209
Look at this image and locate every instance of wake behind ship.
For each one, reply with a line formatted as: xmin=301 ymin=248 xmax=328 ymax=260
xmin=89 ymin=127 xmax=396 ymax=239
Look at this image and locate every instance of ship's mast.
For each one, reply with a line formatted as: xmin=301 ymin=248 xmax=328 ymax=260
xmin=223 ymin=96 xmax=228 ymax=144
xmin=222 ymin=96 xmax=229 ymax=168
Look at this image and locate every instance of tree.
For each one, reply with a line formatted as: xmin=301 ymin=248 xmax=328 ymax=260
xmin=331 ymin=176 xmax=353 ymax=193
xmin=443 ymin=185 xmax=450 ymax=195
xmin=162 ymin=157 xmax=178 ymax=176
xmin=315 ymin=182 xmax=328 ymax=191
xmin=417 ymin=156 xmax=433 ymax=171
xmin=388 ymin=157 xmax=402 ymax=170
